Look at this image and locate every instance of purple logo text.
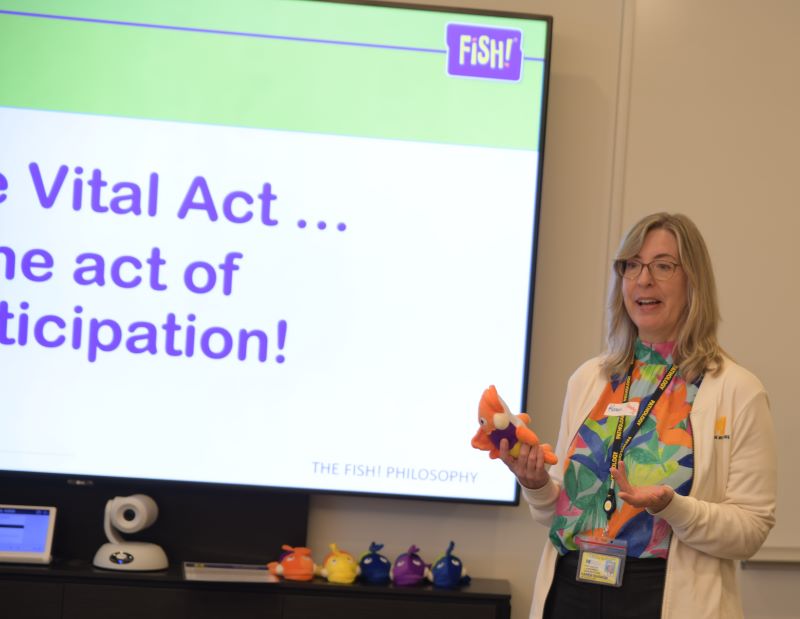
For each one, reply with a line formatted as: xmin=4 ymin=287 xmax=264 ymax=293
xmin=446 ymin=24 xmax=523 ymax=81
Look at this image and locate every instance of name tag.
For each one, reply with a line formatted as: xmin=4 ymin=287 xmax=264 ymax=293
xmin=604 ymin=401 xmax=639 ymax=417
xmin=576 ymin=536 xmax=627 ymax=588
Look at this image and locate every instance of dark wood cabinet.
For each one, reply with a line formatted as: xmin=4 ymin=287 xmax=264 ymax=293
xmin=0 ymin=563 xmax=510 ymax=619
xmin=0 ymin=579 xmax=62 ymax=619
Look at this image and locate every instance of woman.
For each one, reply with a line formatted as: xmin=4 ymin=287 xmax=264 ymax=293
xmin=501 ymin=213 xmax=776 ymax=619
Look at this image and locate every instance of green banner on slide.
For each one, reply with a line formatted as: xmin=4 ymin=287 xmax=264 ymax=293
xmin=0 ymin=0 xmax=549 ymax=150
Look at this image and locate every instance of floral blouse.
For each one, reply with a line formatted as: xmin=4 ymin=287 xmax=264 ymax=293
xmin=549 ymin=340 xmax=699 ymax=558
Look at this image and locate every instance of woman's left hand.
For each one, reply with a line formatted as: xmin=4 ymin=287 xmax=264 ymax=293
xmin=610 ymin=461 xmax=675 ymax=513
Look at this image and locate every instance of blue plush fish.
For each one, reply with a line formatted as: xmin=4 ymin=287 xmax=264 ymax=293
xmin=428 ymin=541 xmax=471 ymax=588
xmin=358 ymin=542 xmax=392 ymax=584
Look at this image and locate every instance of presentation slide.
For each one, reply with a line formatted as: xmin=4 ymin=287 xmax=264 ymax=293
xmin=0 ymin=0 xmax=550 ymax=503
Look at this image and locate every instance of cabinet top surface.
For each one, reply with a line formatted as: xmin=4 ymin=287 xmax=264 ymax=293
xmin=0 ymin=560 xmax=510 ymax=599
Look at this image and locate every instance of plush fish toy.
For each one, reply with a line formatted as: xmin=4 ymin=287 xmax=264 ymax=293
xmin=267 ymin=545 xmax=316 ymax=581
xmin=427 ymin=541 xmax=471 ymax=589
xmin=359 ymin=542 xmax=392 ymax=585
xmin=390 ymin=545 xmax=428 ymax=586
xmin=471 ymin=384 xmax=558 ymax=464
xmin=318 ymin=543 xmax=360 ymax=584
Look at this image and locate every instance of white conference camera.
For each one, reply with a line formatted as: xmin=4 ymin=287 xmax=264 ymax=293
xmin=92 ymin=494 xmax=168 ymax=571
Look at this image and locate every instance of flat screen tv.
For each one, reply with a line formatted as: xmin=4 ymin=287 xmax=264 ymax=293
xmin=0 ymin=0 xmax=552 ymax=507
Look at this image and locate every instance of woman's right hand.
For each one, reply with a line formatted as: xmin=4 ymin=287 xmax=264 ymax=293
xmin=498 ymin=438 xmax=551 ymax=490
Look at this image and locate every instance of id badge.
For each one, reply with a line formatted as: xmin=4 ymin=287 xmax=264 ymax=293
xmin=575 ymin=536 xmax=627 ymax=587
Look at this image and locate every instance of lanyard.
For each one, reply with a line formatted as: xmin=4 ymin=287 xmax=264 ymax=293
xmin=602 ymin=362 xmax=678 ymax=519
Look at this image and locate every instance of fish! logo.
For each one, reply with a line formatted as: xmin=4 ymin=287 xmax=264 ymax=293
xmin=714 ymin=416 xmax=731 ymax=440
xmin=446 ymin=23 xmax=523 ymax=81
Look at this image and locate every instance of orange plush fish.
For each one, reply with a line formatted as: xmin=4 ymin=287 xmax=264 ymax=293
xmin=471 ymin=385 xmax=557 ymax=464
xmin=268 ymin=545 xmax=316 ymax=581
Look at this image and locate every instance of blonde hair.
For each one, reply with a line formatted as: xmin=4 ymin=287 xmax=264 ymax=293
xmin=602 ymin=212 xmax=723 ymax=383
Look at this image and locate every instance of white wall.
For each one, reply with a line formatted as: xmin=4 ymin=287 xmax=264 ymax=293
xmin=308 ymin=2 xmax=799 ymax=618
xmin=621 ymin=1 xmax=800 ymax=617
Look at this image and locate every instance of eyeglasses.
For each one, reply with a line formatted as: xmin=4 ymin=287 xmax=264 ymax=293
xmin=614 ymin=259 xmax=681 ymax=281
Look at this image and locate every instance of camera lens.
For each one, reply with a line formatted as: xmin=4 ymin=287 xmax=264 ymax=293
xmin=123 ymin=508 xmax=136 ymax=521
